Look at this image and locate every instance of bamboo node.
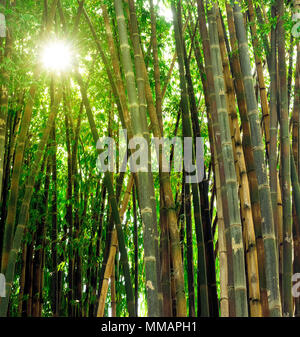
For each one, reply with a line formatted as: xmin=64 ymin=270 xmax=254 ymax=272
xmin=146 ymin=280 xmax=155 ymax=291
xmin=141 ymin=207 xmax=152 ymax=215
xmin=144 ymin=255 xmax=156 ymax=262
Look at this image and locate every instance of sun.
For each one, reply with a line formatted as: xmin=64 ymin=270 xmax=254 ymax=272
xmin=41 ymin=40 xmax=73 ymax=73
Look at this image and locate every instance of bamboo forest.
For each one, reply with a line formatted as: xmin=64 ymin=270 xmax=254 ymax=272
xmin=0 ymin=0 xmax=300 ymax=319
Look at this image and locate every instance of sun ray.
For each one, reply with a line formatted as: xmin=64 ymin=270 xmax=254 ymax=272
xmin=41 ymin=40 xmax=73 ymax=73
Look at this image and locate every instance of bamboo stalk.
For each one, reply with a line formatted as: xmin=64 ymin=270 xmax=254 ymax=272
xmin=172 ymin=0 xmax=208 ymax=317
xmin=277 ymin=0 xmax=292 ymax=317
xmin=293 ymin=43 xmax=300 ymax=317
xmin=114 ymin=0 xmax=161 ymax=316
xmin=214 ymin=145 xmax=229 ymax=317
xmin=0 ymin=28 xmax=11 ymax=204
xmin=232 ymin=0 xmax=282 ymax=317
xmin=149 ymin=0 xmax=163 ymax=132
xmin=185 ymin=14 xmax=219 ymax=316
xmin=225 ymin=3 xmax=269 ymax=315
xmin=32 ymin=155 xmax=50 ymax=317
xmin=75 ymin=71 xmax=135 ymax=317
xmin=97 ymin=175 xmax=134 ymax=317
xmin=133 ymin=185 xmax=139 ymax=317
xmin=216 ymin=5 xmax=261 ymax=316
xmin=0 ymin=82 xmax=62 ymax=317
xmin=196 ymin=0 xmax=235 ymax=315
xmin=247 ymin=0 xmax=270 ymax=156
xmin=207 ymin=1 xmax=248 ymax=317
xmin=1 ymin=0 xmax=59 ymax=275
xmin=127 ymin=0 xmax=190 ymax=316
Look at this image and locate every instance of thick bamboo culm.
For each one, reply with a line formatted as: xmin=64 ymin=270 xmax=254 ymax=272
xmin=232 ymin=0 xmax=282 ymax=316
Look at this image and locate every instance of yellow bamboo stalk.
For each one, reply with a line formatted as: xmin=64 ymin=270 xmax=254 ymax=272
xmin=97 ymin=175 xmax=134 ymax=317
xmin=111 ymin=263 xmax=117 ymax=317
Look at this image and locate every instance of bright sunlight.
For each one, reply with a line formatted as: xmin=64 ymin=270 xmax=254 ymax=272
xmin=41 ymin=40 xmax=73 ymax=73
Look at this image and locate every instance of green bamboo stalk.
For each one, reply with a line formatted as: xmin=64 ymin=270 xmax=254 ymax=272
xmin=254 ymin=5 xmax=271 ymax=72
xmin=269 ymin=3 xmax=279 ymax=247
xmin=126 ymin=0 xmax=164 ymax=315
xmin=1 ymin=83 xmax=38 ymax=275
xmin=196 ymin=0 xmax=235 ymax=315
xmin=291 ymin=151 xmax=300 ymax=237
xmin=114 ymin=0 xmax=160 ymax=317
xmin=188 ymin=5 xmax=223 ymax=314
xmin=126 ymin=2 xmax=187 ymax=317
xmin=172 ymin=0 xmax=209 ymax=317
xmin=216 ymin=5 xmax=261 ymax=316
xmin=32 ymin=154 xmax=51 ymax=317
xmin=206 ymin=1 xmax=248 ymax=317
xmin=50 ymin=122 xmax=59 ymax=316
xmin=225 ymin=2 xmax=269 ymax=316
xmin=82 ymin=6 xmax=127 ymax=131
xmin=75 ymin=71 xmax=135 ymax=317
xmin=0 ymin=82 xmax=62 ymax=317
xmin=293 ymin=43 xmax=300 ymax=317
xmin=214 ymin=144 xmax=229 ymax=316
xmin=149 ymin=0 xmax=163 ymax=133
xmin=0 ymin=86 xmax=8 ymax=204
xmin=247 ymin=0 xmax=270 ymax=156
xmin=101 ymin=3 xmax=132 ymax=135
xmin=0 ymin=25 xmax=11 ymax=204
xmin=133 ymin=185 xmax=139 ymax=317
xmin=231 ymin=0 xmax=282 ymax=317
xmin=277 ymin=0 xmax=292 ymax=316
xmin=1 ymin=0 xmax=59 ymax=275
xmin=188 ymin=30 xmax=219 ymax=317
